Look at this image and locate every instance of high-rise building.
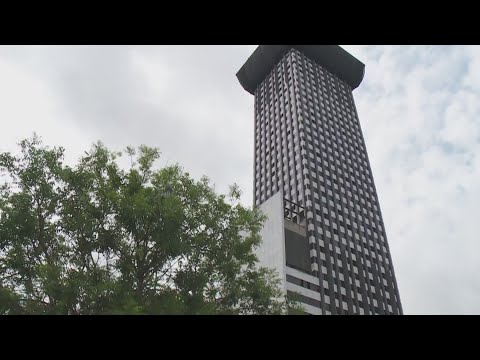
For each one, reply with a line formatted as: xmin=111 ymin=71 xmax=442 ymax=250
xmin=236 ymin=45 xmax=403 ymax=315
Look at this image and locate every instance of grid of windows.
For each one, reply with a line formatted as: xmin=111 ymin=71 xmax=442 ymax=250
xmin=253 ymin=48 xmax=402 ymax=315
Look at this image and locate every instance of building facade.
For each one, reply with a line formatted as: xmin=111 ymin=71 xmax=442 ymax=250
xmin=237 ymin=45 xmax=403 ymax=315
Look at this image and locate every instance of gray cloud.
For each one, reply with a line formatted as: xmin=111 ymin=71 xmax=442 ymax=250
xmin=343 ymin=45 xmax=480 ymax=314
xmin=0 ymin=45 xmax=257 ymax=202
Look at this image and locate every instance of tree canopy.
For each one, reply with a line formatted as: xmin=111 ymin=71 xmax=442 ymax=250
xmin=0 ymin=135 xmax=299 ymax=315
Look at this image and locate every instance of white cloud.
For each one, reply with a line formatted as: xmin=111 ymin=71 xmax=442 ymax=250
xmin=347 ymin=45 xmax=480 ymax=314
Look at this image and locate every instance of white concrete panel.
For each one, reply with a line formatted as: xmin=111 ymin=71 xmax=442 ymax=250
xmin=286 ymin=282 xmax=321 ymax=301
xmin=257 ymin=191 xmax=287 ymax=295
xmin=286 ymin=266 xmax=320 ymax=286
xmin=301 ymin=303 xmax=323 ymax=315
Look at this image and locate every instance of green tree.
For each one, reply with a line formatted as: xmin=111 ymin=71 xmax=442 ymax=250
xmin=0 ymin=135 xmax=301 ymax=315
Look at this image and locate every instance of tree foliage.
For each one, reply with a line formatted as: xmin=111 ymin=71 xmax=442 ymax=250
xmin=0 ymin=135 xmax=296 ymax=315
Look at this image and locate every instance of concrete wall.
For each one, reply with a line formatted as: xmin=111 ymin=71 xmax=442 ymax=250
xmin=257 ymin=191 xmax=287 ymax=295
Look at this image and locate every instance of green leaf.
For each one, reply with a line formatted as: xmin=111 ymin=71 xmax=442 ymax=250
xmin=0 ymin=135 xmax=288 ymax=315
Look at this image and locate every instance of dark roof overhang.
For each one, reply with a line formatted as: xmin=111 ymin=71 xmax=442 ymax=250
xmin=236 ymin=45 xmax=365 ymax=95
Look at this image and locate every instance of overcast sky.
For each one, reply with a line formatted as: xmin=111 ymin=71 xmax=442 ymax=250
xmin=0 ymin=45 xmax=479 ymax=315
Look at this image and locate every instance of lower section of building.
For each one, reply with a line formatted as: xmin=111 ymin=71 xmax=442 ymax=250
xmin=257 ymin=191 xmax=400 ymax=315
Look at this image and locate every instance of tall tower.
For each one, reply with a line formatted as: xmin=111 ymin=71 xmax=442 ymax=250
xmin=236 ymin=45 xmax=403 ymax=315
